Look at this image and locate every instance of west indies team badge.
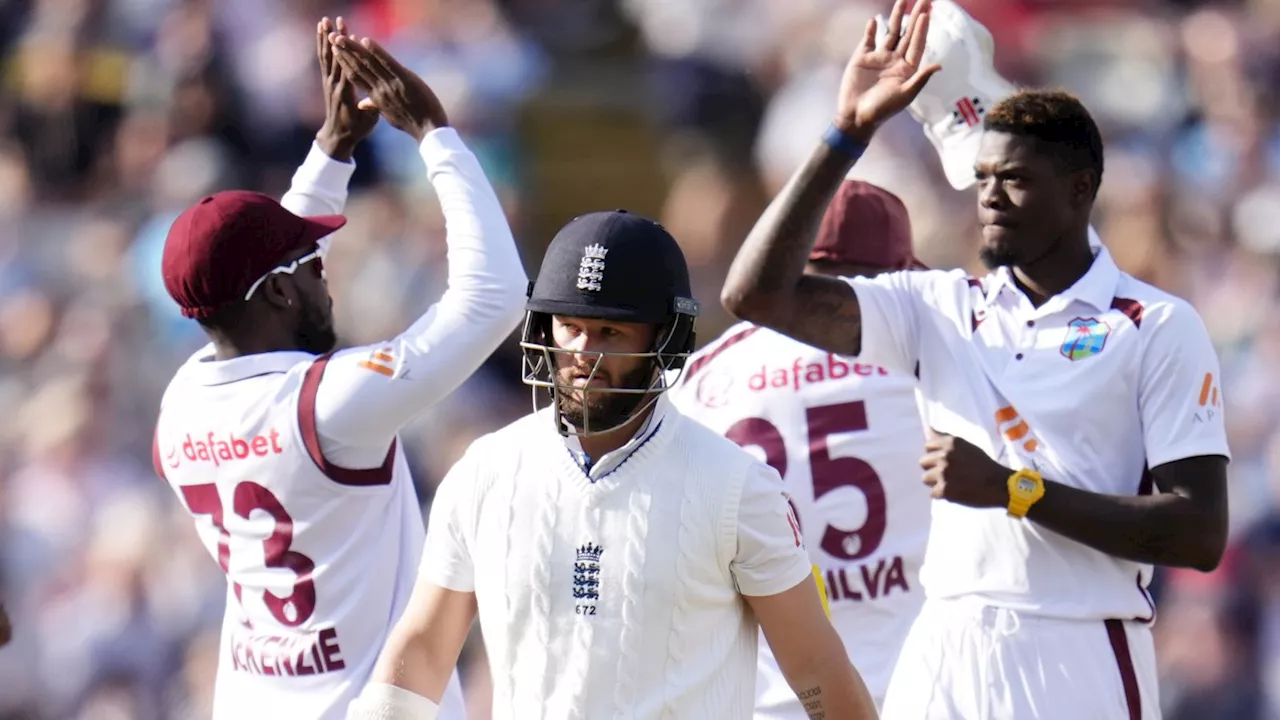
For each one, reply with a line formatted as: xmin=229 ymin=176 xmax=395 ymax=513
xmin=1060 ymin=318 xmax=1111 ymax=361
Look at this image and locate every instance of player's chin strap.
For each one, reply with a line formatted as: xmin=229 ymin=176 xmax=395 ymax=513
xmin=347 ymin=683 xmax=439 ymax=720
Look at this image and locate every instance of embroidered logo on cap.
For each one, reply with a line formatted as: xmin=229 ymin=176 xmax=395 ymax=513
xmin=576 ymin=244 xmax=608 ymax=292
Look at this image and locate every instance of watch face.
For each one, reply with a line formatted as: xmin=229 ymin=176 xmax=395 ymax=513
xmin=1017 ymin=478 xmax=1036 ymax=493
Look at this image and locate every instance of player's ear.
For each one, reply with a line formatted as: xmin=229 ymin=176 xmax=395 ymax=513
xmin=259 ymin=274 xmax=298 ymax=312
xmin=1069 ymin=169 xmax=1096 ymax=208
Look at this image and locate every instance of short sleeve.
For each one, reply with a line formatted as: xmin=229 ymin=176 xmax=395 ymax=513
xmin=1138 ymin=301 xmax=1232 ymax=468
xmin=419 ymin=450 xmax=480 ymax=592
xmin=730 ymin=462 xmax=814 ymax=597
xmin=843 ymin=270 xmax=926 ymax=375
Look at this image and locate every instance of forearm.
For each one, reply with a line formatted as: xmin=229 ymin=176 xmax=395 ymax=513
xmin=312 ymin=129 xmax=525 ymax=455
xmin=350 ymin=620 xmax=450 ymax=712
xmin=749 ymin=564 xmax=878 ymax=718
xmin=785 ymin=646 xmax=878 ymax=720
xmin=349 ymin=630 xmax=446 ymax=720
xmin=723 ymin=138 xmax=855 ymax=317
xmin=722 ymin=138 xmax=865 ymax=355
xmin=423 ymin=127 xmax=527 ymax=319
xmin=761 ymin=578 xmax=878 ymax=720
xmin=368 ymin=623 xmax=454 ymax=701
xmin=279 ymin=142 xmax=356 ymax=218
xmin=360 ymin=579 xmax=476 ymax=715
xmin=1027 ymin=480 xmax=1225 ymax=571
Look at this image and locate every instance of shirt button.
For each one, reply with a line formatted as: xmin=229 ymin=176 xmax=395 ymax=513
xmin=1015 ymin=353 xmax=1024 ymax=360
xmin=1026 ymin=320 xmax=1035 ymax=327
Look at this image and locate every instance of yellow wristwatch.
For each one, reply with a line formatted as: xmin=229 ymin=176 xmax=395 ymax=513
xmin=1006 ymin=468 xmax=1045 ymax=518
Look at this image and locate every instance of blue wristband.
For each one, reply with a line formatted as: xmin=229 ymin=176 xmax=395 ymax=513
xmin=823 ymin=123 xmax=868 ymax=159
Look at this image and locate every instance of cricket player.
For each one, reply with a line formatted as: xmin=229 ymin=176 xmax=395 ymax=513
xmin=670 ymin=180 xmax=930 ymax=713
xmin=721 ymin=0 xmax=1231 ymax=718
xmin=152 ymin=22 xmax=525 ymax=719
xmin=347 ymin=210 xmax=877 ymax=719
xmin=671 ymin=5 xmax=1065 ymax=712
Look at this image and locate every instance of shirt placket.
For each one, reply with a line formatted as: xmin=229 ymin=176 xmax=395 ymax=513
xmin=999 ymin=292 xmax=1039 ymax=365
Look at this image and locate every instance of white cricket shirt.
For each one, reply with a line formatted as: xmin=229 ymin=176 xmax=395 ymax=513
xmin=154 ymin=129 xmax=526 ymax=720
xmin=846 ymin=246 xmax=1231 ymax=621
xmin=669 ymin=322 xmax=930 ymax=710
xmin=421 ymin=396 xmax=815 ymax=720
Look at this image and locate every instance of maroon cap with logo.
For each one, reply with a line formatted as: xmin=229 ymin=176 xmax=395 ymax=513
xmin=162 ymin=191 xmax=346 ymax=319
xmin=809 ymin=180 xmax=926 ymax=271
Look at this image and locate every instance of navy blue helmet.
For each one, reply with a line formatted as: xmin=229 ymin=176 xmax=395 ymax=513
xmin=521 ymin=210 xmax=699 ymax=436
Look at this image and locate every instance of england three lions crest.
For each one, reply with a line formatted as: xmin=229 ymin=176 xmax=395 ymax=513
xmin=1060 ymin=318 xmax=1111 ymax=361
xmin=573 ymin=542 xmax=603 ymax=616
xmin=577 ymin=244 xmax=608 ymax=292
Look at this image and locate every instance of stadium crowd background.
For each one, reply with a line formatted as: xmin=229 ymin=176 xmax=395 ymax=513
xmin=0 ymin=0 xmax=1278 ymax=717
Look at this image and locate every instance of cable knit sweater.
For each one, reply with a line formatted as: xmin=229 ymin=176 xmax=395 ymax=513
xmin=421 ymin=398 xmax=813 ymax=720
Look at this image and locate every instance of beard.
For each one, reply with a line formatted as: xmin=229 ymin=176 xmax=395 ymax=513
xmin=979 ymin=245 xmax=1019 ymax=269
xmin=556 ymin=361 xmax=655 ymax=433
xmin=294 ymin=301 xmax=337 ymax=355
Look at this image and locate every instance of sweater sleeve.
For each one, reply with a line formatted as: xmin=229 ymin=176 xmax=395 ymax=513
xmin=729 ymin=462 xmax=814 ymax=597
xmin=419 ymin=446 xmax=481 ymax=593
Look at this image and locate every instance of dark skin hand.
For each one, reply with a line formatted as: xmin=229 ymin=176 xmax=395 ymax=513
xmin=315 ymin=16 xmax=380 ymax=162
xmin=921 ymin=433 xmax=1228 ymax=572
xmin=329 ymin=34 xmax=449 ymax=143
xmin=721 ymin=0 xmax=1228 ymax=575
xmin=720 ymin=0 xmax=938 ymax=356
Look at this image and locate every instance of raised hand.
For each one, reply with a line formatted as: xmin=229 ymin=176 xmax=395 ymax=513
xmin=329 ymin=34 xmax=448 ymax=143
xmin=316 ymin=16 xmax=380 ymax=161
xmin=835 ymin=0 xmax=942 ymax=144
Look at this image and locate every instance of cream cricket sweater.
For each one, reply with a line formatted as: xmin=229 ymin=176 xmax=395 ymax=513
xmin=422 ymin=397 xmax=813 ymax=719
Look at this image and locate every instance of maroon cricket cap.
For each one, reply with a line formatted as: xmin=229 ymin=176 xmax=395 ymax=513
xmin=161 ymin=190 xmax=347 ymax=319
xmin=810 ymin=180 xmax=926 ymax=271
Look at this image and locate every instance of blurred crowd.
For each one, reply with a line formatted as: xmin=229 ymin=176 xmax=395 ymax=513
xmin=0 ymin=0 xmax=1279 ymax=717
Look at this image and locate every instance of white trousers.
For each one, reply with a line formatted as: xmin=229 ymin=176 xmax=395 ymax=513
xmin=881 ymin=598 xmax=1159 ymax=720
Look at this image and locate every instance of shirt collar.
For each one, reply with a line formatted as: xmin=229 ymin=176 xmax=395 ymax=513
xmin=978 ymin=267 xmax=1013 ymax=308
xmin=180 ymin=343 xmax=315 ymax=386
xmin=1059 ymin=245 xmax=1121 ymax=312
xmin=980 ymin=246 xmax=1120 ymax=313
xmin=562 ymin=393 xmax=671 ymax=480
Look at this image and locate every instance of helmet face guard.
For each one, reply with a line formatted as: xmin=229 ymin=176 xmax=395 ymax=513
xmin=520 ymin=304 xmax=696 ymax=437
xmin=520 ymin=209 xmax=699 ymax=436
